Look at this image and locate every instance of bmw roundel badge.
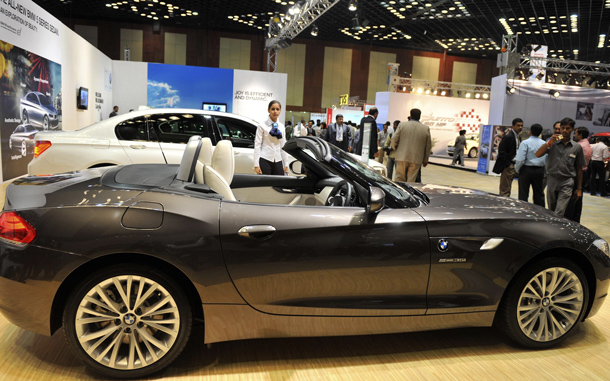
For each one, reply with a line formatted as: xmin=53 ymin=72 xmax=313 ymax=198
xmin=438 ymin=239 xmax=449 ymax=252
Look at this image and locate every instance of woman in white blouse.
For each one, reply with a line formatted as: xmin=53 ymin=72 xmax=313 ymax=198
xmin=254 ymin=100 xmax=289 ymax=175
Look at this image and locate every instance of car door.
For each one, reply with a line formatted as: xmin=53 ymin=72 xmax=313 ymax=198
xmin=28 ymin=93 xmax=42 ymax=125
xmin=148 ymin=112 xmax=212 ymax=164
xmin=115 ymin=115 xmax=167 ymax=164
xmin=219 ymin=202 xmax=430 ymax=317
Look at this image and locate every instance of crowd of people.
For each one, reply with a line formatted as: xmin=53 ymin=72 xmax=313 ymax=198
xmin=493 ymin=116 xmax=609 ymax=223
xmin=254 ymin=102 xmax=608 ymax=224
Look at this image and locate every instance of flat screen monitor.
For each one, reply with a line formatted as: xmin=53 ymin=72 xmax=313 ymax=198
xmin=77 ymin=87 xmax=88 ymax=110
xmin=202 ymin=102 xmax=227 ymax=112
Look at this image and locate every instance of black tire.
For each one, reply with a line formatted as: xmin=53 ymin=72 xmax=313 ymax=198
xmin=62 ymin=264 xmax=193 ymax=378
xmin=497 ymin=257 xmax=588 ymax=349
xmin=468 ymin=147 xmax=478 ymax=158
xmin=43 ymin=115 xmax=49 ymax=130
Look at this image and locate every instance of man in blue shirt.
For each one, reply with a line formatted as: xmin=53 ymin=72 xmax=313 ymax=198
xmin=515 ymin=123 xmax=547 ymax=206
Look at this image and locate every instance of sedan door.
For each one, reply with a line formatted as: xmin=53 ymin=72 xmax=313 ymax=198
xmin=219 ymin=202 xmax=430 ymax=317
xmin=115 ymin=116 xmax=167 ymax=164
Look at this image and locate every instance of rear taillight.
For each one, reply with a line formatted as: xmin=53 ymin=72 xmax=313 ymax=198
xmin=0 ymin=212 xmax=37 ymax=245
xmin=34 ymin=140 xmax=52 ymax=158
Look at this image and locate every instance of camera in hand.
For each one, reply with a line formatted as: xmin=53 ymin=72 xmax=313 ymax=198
xmin=269 ymin=122 xmax=283 ymax=139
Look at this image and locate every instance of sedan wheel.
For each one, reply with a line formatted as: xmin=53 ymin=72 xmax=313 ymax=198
xmin=63 ymin=265 xmax=192 ymax=378
xmin=43 ymin=115 xmax=49 ymax=130
xmin=498 ymin=258 xmax=588 ymax=348
xmin=468 ymin=148 xmax=478 ymax=158
xmin=22 ymin=109 xmax=28 ymax=124
xmin=21 ymin=140 xmax=27 ymax=156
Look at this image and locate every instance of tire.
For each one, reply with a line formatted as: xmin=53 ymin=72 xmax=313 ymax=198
xmin=43 ymin=115 xmax=49 ymax=130
xmin=8 ymin=139 xmax=12 ymax=150
xmin=62 ymin=264 xmax=193 ymax=378
xmin=22 ymin=109 xmax=28 ymax=124
xmin=468 ymin=147 xmax=478 ymax=158
xmin=21 ymin=140 xmax=27 ymax=156
xmin=497 ymin=258 xmax=588 ymax=349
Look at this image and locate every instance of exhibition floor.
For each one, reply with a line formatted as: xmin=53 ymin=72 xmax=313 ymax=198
xmin=1 ymin=166 xmax=610 ymax=380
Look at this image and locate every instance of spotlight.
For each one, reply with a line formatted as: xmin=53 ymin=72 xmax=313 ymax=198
xmin=597 ymin=78 xmax=608 ymax=87
xmin=311 ymin=24 xmax=318 ymax=36
xmin=533 ymin=44 xmax=542 ymax=52
xmin=586 ymin=76 xmax=596 ymax=86
xmin=574 ymin=75 xmax=584 ymax=85
xmin=561 ymin=73 xmax=572 ymax=84
xmin=457 ymin=90 xmax=462 ymax=97
xmin=348 ymin=0 xmax=357 ymax=11
xmin=475 ymin=93 xmax=480 ymax=99
xmin=401 ymin=86 xmax=407 ymax=91
xmin=417 ymin=88 xmax=423 ymax=94
xmin=535 ymin=71 xmax=545 ymax=81
xmin=440 ymin=90 xmax=447 ymax=96
xmin=506 ymin=86 xmax=516 ymax=94
xmin=425 ymin=89 xmax=431 ymax=95
xmin=465 ymin=92 xmax=471 ymax=98
xmin=448 ymin=90 xmax=453 ymax=97
xmin=483 ymin=93 xmax=489 ymax=99
xmin=549 ymin=89 xmax=560 ymax=98
xmin=526 ymin=69 xmax=534 ymax=78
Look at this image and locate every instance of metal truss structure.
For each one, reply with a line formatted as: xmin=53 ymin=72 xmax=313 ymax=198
xmin=519 ymin=56 xmax=610 ymax=78
xmin=391 ymin=77 xmax=491 ymax=97
xmin=266 ymin=0 xmax=339 ymax=72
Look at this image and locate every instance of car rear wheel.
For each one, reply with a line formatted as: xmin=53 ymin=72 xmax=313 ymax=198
xmin=63 ymin=264 xmax=193 ymax=378
xmin=21 ymin=140 xmax=27 ymax=156
xmin=498 ymin=258 xmax=588 ymax=349
xmin=22 ymin=109 xmax=28 ymax=124
xmin=468 ymin=147 xmax=478 ymax=158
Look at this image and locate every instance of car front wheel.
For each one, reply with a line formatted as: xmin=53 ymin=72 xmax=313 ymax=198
xmin=498 ymin=258 xmax=588 ymax=349
xmin=468 ymin=147 xmax=478 ymax=158
xmin=21 ymin=140 xmax=27 ymax=156
xmin=63 ymin=264 xmax=193 ymax=378
xmin=43 ymin=115 xmax=49 ymax=130
xmin=22 ymin=109 xmax=28 ymax=124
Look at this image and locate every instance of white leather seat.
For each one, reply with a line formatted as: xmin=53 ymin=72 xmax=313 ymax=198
xmin=203 ymin=140 xmax=236 ymax=201
xmin=194 ymin=137 xmax=213 ymax=184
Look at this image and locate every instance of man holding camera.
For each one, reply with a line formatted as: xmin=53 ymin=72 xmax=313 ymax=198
xmin=536 ymin=117 xmax=585 ymax=216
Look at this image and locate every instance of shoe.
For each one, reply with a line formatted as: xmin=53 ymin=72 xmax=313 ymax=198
xmin=460 ymin=164 xmax=465 ymax=167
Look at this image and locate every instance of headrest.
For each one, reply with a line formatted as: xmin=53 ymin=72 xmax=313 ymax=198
xmin=176 ymin=135 xmax=202 ymax=182
xmin=212 ymin=140 xmax=234 ymax=184
xmin=198 ymin=137 xmax=213 ymax=166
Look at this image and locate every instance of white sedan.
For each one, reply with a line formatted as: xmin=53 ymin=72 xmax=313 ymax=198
xmin=28 ymin=108 xmax=387 ymax=177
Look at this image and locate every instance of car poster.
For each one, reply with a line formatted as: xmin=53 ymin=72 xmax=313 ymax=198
xmin=0 ymin=39 xmax=61 ymax=180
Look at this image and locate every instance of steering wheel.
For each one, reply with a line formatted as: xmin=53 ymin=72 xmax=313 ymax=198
xmin=325 ymin=180 xmax=354 ymax=206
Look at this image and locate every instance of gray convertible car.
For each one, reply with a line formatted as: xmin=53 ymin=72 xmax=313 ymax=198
xmin=0 ymin=136 xmax=609 ymax=378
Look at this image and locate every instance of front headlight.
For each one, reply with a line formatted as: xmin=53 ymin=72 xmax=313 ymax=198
xmin=593 ymin=239 xmax=610 ymax=258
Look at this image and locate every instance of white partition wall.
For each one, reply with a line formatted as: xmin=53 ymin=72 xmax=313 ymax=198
xmin=0 ymin=0 xmax=113 ymax=181
xmin=375 ymin=92 xmax=490 ymax=155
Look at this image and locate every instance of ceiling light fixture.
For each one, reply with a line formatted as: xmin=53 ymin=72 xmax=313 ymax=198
xmin=311 ymin=24 xmax=318 ymax=36
xmin=348 ymin=0 xmax=357 ymax=12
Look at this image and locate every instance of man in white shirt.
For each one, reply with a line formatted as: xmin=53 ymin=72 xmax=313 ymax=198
xmin=589 ymin=137 xmax=609 ymax=197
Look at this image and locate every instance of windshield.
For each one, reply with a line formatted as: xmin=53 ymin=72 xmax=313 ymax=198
xmin=328 ymin=145 xmax=416 ymax=206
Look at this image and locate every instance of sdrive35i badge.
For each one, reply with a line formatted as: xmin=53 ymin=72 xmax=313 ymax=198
xmin=438 ymin=239 xmax=449 ymax=252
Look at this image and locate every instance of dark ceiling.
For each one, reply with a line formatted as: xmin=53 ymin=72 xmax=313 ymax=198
xmin=33 ymin=0 xmax=610 ymax=63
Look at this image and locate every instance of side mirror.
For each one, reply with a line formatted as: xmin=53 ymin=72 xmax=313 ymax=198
xmin=366 ymin=186 xmax=385 ymax=222
xmin=289 ymin=160 xmax=306 ymax=175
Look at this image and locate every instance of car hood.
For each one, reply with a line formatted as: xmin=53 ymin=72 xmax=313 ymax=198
xmin=407 ymin=182 xmax=600 ymax=249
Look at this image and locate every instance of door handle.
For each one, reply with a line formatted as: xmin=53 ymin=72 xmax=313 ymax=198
xmin=129 ymin=145 xmax=147 ymax=150
xmin=233 ymin=151 xmax=239 ymax=155
xmin=238 ymin=225 xmax=276 ymax=240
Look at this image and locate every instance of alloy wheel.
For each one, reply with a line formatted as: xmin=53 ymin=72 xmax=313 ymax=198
xmin=74 ymin=275 xmax=180 ymax=371
xmin=21 ymin=140 xmax=27 ymax=156
xmin=516 ymin=267 xmax=584 ymax=342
